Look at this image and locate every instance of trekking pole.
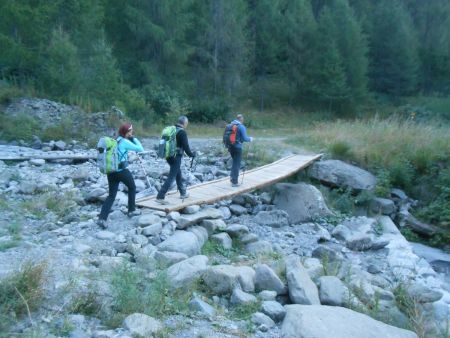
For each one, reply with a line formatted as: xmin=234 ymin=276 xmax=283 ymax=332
xmin=136 ymin=153 xmax=152 ymax=190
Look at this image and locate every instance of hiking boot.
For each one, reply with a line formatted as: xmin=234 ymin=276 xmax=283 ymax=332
xmin=231 ymin=182 xmax=241 ymax=187
xmin=127 ymin=210 xmax=141 ymax=218
xmin=156 ymin=198 xmax=169 ymax=205
xmin=180 ymin=192 xmax=190 ymax=199
xmin=96 ymin=218 xmax=107 ymax=229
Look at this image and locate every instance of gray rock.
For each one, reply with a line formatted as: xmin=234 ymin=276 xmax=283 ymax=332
xmin=226 ymin=224 xmax=249 ymax=238
xmin=157 ymin=231 xmax=201 ymax=257
xmin=273 ymin=183 xmax=333 ymax=223
xmin=201 ymin=219 xmax=227 ymax=235
xmin=230 ymin=288 xmax=257 ymax=306
xmin=245 ymin=241 xmax=273 ymax=255
xmin=19 ymin=181 xmax=38 ymax=194
xmin=251 ymin=312 xmax=275 ymax=329
xmin=138 ymin=214 xmax=161 ymax=227
xmin=253 ymin=210 xmax=290 ymax=228
xmin=167 ymin=255 xmax=209 ymax=289
xmin=258 ymin=290 xmax=277 ymax=301
xmin=240 ymin=233 xmax=259 ymax=244
xmin=312 ymin=245 xmax=342 ymax=262
xmin=96 ymin=231 xmax=116 ymax=241
xmin=261 ymin=301 xmax=286 ymax=322
xmin=236 ymin=266 xmax=256 ymax=292
xmin=229 ymin=204 xmax=247 ymax=216
xmin=189 ymin=297 xmax=216 ymax=317
xmin=176 ymin=208 xmax=223 ymax=229
xmin=85 ymin=188 xmax=107 ymax=202
xmin=318 ymin=276 xmax=349 ymax=306
xmin=132 ymin=234 xmax=148 ymax=246
xmin=285 ymin=255 xmax=320 ymax=305
xmin=154 ymin=251 xmax=188 ymax=268
xmin=211 ymin=233 xmax=233 ymax=249
xmin=182 ymin=205 xmax=200 ymax=214
xmin=255 ymin=264 xmax=286 ymax=295
xmin=282 ymin=305 xmax=418 ymax=338
xmin=370 ymin=198 xmax=396 ymax=215
xmin=29 ymin=158 xmax=45 ymax=166
xmin=167 ymin=211 xmax=180 ymax=221
xmin=54 ymin=140 xmax=67 ymax=150
xmin=260 ymin=192 xmax=273 ymax=204
xmin=123 ymin=313 xmax=162 ymax=337
xmin=308 ymin=160 xmax=377 ymax=191
xmin=203 ymin=265 xmax=240 ymax=295
xmin=187 ymin=226 xmax=209 ymax=247
xmin=142 ymin=222 xmax=163 ymax=237
xmin=406 ymin=283 xmax=443 ymax=303
xmin=219 ymin=206 xmax=232 ymax=219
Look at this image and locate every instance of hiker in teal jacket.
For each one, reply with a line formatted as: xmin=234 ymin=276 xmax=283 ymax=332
xmin=228 ymin=114 xmax=253 ymax=186
xmin=97 ymin=123 xmax=144 ymax=228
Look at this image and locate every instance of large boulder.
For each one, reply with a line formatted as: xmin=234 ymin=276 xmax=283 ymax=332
xmin=318 ymin=276 xmax=349 ymax=306
xmin=157 ymin=231 xmax=201 ymax=256
xmin=255 ymin=264 xmax=286 ymax=295
xmin=273 ymin=183 xmax=333 ymax=223
xmin=308 ymin=160 xmax=377 ymax=191
xmin=203 ymin=265 xmax=256 ymax=295
xmin=176 ymin=208 xmax=223 ymax=229
xmin=123 ymin=313 xmax=162 ymax=337
xmin=282 ymin=305 xmax=418 ymax=338
xmin=332 ymin=217 xmax=389 ymax=251
xmin=285 ymin=255 xmax=320 ymax=305
xmin=167 ymin=255 xmax=209 ymax=289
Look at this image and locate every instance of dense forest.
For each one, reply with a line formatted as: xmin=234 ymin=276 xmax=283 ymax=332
xmin=1 ymin=0 xmax=449 ymax=122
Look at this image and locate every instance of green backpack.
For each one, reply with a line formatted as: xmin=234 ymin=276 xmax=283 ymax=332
xmin=158 ymin=126 xmax=181 ymax=159
xmin=97 ymin=137 xmax=123 ymax=174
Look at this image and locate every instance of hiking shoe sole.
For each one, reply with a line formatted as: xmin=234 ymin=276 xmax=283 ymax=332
xmin=156 ymin=199 xmax=169 ymax=205
xmin=180 ymin=193 xmax=190 ymax=199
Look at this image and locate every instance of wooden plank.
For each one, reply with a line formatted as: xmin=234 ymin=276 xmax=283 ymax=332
xmin=137 ymin=154 xmax=321 ymax=211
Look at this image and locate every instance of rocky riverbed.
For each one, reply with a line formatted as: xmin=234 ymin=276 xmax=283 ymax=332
xmin=0 ymin=134 xmax=449 ymax=338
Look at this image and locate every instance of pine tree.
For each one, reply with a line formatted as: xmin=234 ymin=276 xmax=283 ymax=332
xmin=368 ymin=0 xmax=419 ymax=95
xmin=41 ymin=29 xmax=81 ymax=98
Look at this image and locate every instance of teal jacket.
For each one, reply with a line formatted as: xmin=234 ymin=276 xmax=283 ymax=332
xmin=117 ymin=136 xmax=144 ymax=170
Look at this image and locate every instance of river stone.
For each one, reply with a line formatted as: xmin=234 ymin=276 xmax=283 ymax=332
xmin=142 ymin=222 xmax=163 ymax=236
xmin=245 ymin=240 xmax=273 ymax=255
xmin=176 ymin=208 xmax=223 ymax=229
xmin=211 ymin=232 xmax=233 ymax=249
xmin=308 ymin=160 xmax=377 ymax=191
xmin=251 ymin=312 xmax=275 ymax=329
xmin=282 ymin=305 xmax=418 ymax=338
xmin=226 ymin=224 xmax=249 ymax=238
xmin=261 ymin=301 xmax=286 ymax=322
xmin=229 ymin=204 xmax=247 ymax=216
xmin=230 ymin=288 xmax=257 ymax=306
xmin=318 ymin=276 xmax=349 ymax=306
xmin=285 ymin=255 xmax=320 ymax=305
xmin=370 ymin=197 xmax=396 ymax=215
xmin=154 ymin=251 xmax=188 ymax=268
xmin=253 ymin=210 xmax=290 ymax=228
xmin=273 ymin=183 xmax=333 ymax=223
xmin=157 ymin=231 xmax=201 ymax=256
xmin=123 ymin=313 xmax=162 ymax=337
xmin=138 ymin=214 xmax=161 ymax=227
xmin=167 ymin=255 xmax=209 ymax=289
xmin=201 ymin=219 xmax=227 ymax=235
xmin=189 ymin=297 xmax=216 ymax=317
xmin=203 ymin=265 xmax=240 ymax=295
xmin=255 ymin=264 xmax=286 ymax=295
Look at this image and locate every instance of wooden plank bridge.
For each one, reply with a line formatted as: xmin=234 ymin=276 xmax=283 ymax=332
xmin=137 ymin=153 xmax=322 ymax=212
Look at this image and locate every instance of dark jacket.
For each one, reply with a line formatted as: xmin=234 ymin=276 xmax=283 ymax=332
xmin=175 ymin=124 xmax=194 ymax=157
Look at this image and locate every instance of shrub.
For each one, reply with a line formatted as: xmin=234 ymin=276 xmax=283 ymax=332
xmin=0 ymin=262 xmax=46 ymax=333
xmin=142 ymin=85 xmax=189 ymax=124
xmin=328 ymin=140 xmax=352 ymax=159
xmin=0 ymin=112 xmax=39 ymax=142
xmin=189 ymin=98 xmax=231 ymax=123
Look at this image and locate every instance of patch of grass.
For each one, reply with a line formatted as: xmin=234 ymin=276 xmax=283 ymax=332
xmin=69 ymin=290 xmax=103 ymax=316
xmin=229 ymin=300 xmax=261 ymax=321
xmin=0 ymin=112 xmax=39 ymax=142
xmin=0 ymin=262 xmax=47 ymax=333
xmin=21 ymin=191 xmax=77 ymax=220
xmin=201 ymin=240 xmax=242 ymax=263
xmin=106 ymin=264 xmax=194 ymax=328
xmin=329 ymin=140 xmax=353 ymax=160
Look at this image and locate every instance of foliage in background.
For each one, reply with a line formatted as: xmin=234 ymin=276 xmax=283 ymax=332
xmin=0 ymin=0 xmax=449 ymax=117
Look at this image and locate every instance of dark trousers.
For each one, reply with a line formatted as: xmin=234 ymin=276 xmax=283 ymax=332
xmin=229 ymin=146 xmax=242 ymax=184
xmin=157 ymin=155 xmax=185 ymax=199
xmin=99 ymin=169 xmax=136 ymax=220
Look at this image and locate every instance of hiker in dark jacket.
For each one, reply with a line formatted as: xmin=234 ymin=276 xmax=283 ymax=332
xmin=97 ymin=123 xmax=144 ymax=228
xmin=156 ymin=116 xmax=196 ymax=204
xmin=228 ymin=114 xmax=253 ymax=187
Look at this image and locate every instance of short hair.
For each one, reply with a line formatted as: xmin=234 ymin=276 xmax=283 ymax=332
xmin=178 ymin=115 xmax=188 ymax=125
xmin=237 ymin=114 xmax=244 ymax=120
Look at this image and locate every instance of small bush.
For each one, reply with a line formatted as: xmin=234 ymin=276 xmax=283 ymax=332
xmin=0 ymin=112 xmax=39 ymax=142
xmin=142 ymin=85 xmax=189 ymax=124
xmin=229 ymin=301 xmax=261 ymax=320
xmin=0 ymin=262 xmax=46 ymax=332
xmin=329 ymin=140 xmax=352 ymax=159
xmin=189 ymin=98 xmax=231 ymax=123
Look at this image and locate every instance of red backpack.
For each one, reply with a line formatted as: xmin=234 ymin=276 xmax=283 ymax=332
xmin=223 ymin=123 xmax=239 ymax=147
